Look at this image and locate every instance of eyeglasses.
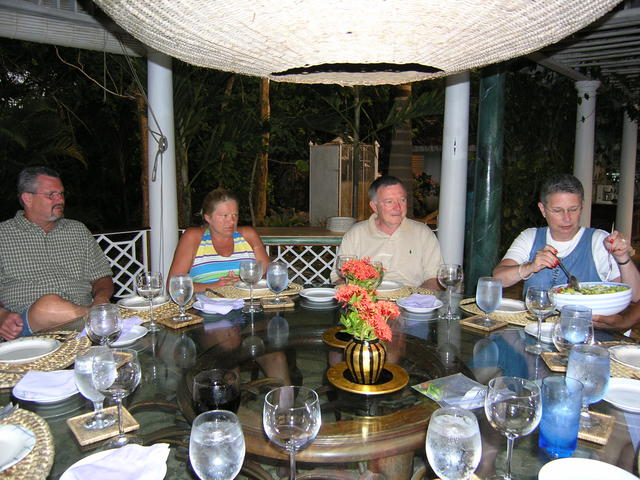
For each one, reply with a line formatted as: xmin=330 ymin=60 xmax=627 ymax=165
xmin=28 ymin=191 xmax=65 ymax=200
xmin=544 ymin=206 xmax=581 ymax=216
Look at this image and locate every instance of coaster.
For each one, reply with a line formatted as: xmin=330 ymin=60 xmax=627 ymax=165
xmin=577 ymin=411 xmax=615 ymax=445
xmin=260 ymin=297 xmax=295 ymax=309
xmin=327 ymin=362 xmax=408 ymax=395
xmin=67 ymin=406 xmax=139 ymax=446
xmin=156 ymin=313 xmax=203 ymax=329
xmin=460 ymin=315 xmax=508 ymax=332
xmin=541 ymin=352 xmax=567 ymax=372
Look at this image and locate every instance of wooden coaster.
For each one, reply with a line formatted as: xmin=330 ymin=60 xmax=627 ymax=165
xmin=260 ymin=297 xmax=295 ymax=309
xmin=541 ymin=352 xmax=567 ymax=372
xmin=460 ymin=315 xmax=508 ymax=332
xmin=67 ymin=406 xmax=139 ymax=446
xmin=578 ymin=411 xmax=615 ymax=445
xmin=156 ymin=313 xmax=203 ymax=329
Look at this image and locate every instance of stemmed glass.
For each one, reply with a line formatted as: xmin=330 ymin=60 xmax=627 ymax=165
xmin=437 ymin=264 xmax=463 ymax=320
xmin=239 ymin=259 xmax=264 ymax=313
xmin=189 ymin=410 xmax=246 ymax=480
xmin=566 ymin=344 xmax=610 ymax=429
xmin=85 ymin=303 xmax=122 ymax=346
xmin=74 ymin=347 xmax=115 ymax=430
xmin=476 ymin=277 xmax=502 ymax=327
xmin=266 ymin=261 xmax=289 ymax=305
xmin=168 ymin=274 xmax=194 ymax=322
xmin=136 ymin=271 xmax=163 ymax=332
xmin=370 ymin=260 xmax=384 ymax=290
xmin=263 ymin=386 xmax=322 ymax=480
xmin=426 ymin=406 xmax=481 ymax=480
xmin=335 ymin=255 xmax=357 ymax=283
xmin=484 ymin=376 xmax=542 ymax=480
xmin=552 ymin=305 xmax=594 ymax=362
xmin=524 ymin=286 xmax=556 ymax=354
xmin=92 ymin=348 xmax=142 ymax=448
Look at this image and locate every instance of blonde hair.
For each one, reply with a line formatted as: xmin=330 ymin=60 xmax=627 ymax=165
xmin=201 ymin=188 xmax=239 ymax=217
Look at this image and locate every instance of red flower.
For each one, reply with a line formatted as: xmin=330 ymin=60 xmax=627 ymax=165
xmin=334 ymin=284 xmax=399 ymax=342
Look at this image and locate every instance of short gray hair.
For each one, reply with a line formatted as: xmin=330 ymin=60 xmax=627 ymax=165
xmin=368 ymin=175 xmax=406 ymax=203
xmin=17 ymin=166 xmax=61 ymax=206
xmin=539 ymin=174 xmax=584 ymax=204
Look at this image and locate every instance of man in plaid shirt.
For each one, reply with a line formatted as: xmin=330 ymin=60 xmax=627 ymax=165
xmin=0 ymin=167 xmax=114 ymax=340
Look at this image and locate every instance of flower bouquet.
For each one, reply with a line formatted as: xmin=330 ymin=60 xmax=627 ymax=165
xmin=339 ymin=257 xmax=384 ymax=292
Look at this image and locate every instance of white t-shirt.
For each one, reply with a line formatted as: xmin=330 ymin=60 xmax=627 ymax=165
xmin=502 ymin=227 xmax=620 ymax=281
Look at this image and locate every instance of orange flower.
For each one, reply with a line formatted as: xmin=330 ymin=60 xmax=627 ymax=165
xmin=334 ymin=284 xmax=399 ymax=341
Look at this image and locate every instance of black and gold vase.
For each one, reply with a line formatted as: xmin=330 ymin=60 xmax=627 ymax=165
xmin=344 ymin=337 xmax=386 ymax=384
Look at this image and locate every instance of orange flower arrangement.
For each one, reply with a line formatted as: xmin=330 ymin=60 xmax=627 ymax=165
xmin=334 ymin=284 xmax=400 ymax=341
xmin=339 ymin=257 xmax=383 ymax=291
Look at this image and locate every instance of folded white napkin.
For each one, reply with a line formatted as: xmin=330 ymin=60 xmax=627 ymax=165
xmin=61 ymin=443 xmax=170 ymax=480
xmin=193 ymin=293 xmax=244 ymax=314
xmin=13 ymin=370 xmax=78 ymax=402
xmin=77 ymin=316 xmax=143 ymax=339
xmin=400 ymin=294 xmax=437 ymax=307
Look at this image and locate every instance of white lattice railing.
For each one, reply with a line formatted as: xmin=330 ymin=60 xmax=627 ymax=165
xmin=93 ymin=229 xmax=339 ymax=296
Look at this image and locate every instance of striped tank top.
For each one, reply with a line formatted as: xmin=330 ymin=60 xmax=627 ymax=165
xmin=190 ymin=230 xmax=255 ymax=283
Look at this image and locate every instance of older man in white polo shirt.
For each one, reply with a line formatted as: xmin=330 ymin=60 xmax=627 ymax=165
xmin=332 ymin=175 xmax=443 ymax=290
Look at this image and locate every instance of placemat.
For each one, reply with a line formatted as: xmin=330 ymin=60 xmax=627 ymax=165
xmin=155 ymin=313 xmax=203 ymax=329
xmin=0 ymin=408 xmax=54 ymax=480
xmin=377 ymin=287 xmax=436 ymax=301
xmin=67 ymin=406 xmax=139 ymax=446
xmin=119 ymin=300 xmax=193 ymax=321
xmin=541 ymin=351 xmax=640 ymax=379
xmin=459 ymin=298 xmax=561 ymax=327
xmin=0 ymin=334 xmax=91 ymax=389
xmin=460 ymin=315 xmax=508 ymax=332
xmin=578 ymin=411 xmax=615 ymax=445
xmin=208 ymin=282 xmax=303 ymax=300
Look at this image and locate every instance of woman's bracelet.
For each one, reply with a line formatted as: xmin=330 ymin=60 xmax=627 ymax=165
xmin=616 ymin=257 xmax=632 ymax=266
xmin=518 ymin=262 xmax=534 ymax=280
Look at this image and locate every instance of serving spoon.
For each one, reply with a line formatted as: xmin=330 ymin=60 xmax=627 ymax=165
xmin=556 ymin=256 xmax=581 ymax=291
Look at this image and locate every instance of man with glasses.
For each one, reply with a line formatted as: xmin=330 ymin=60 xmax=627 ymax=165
xmin=0 ymin=166 xmax=113 ymax=340
xmin=493 ymin=173 xmax=639 ymax=299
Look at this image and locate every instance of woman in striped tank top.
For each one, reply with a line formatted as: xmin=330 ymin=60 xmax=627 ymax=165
xmin=168 ymin=189 xmax=269 ymax=292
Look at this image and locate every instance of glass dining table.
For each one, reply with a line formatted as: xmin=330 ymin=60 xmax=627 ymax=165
xmin=1 ymin=291 xmax=638 ymax=480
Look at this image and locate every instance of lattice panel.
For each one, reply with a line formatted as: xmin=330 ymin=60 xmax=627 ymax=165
xmin=266 ymin=244 xmax=338 ymax=285
xmin=94 ymin=230 xmax=149 ymax=298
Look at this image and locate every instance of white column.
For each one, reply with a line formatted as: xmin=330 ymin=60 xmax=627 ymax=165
xmin=573 ymin=80 xmax=600 ymax=228
xmin=616 ymin=110 xmax=638 ymax=239
xmin=147 ymin=50 xmax=178 ymax=277
xmin=437 ymin=72 xmax=470 ymax=265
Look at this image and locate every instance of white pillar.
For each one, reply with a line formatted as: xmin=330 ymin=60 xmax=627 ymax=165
xmin=147 ymin=50 xmax=179 ymax=277
xmin=616 ymin=110 xmax=638 ymax=239
xmin=437 ymin=72 xmax=470 ymax=265
xmin=573 ymin=80 xmax=600 ymax=228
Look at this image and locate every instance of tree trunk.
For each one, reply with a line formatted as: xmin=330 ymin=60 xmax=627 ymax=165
xmin=135 ymin=91 xmax=149 ymax=227
xmin=255 ymin=77 xmax=270 ymax=225
xmin=387 ymin=83 xmax=414 ymax=217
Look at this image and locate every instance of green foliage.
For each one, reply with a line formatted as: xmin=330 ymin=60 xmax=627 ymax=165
xmin=413 ymin=172 xmax=440 ymax=218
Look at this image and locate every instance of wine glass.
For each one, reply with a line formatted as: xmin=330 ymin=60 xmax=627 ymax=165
xmin=426 ymin=406 xmax=481 ymax=480
xmin=192 ymin=369 xmax=241 ymax=415
xmin=136 ymin=271 xmax=163 ymax=332
xmin=552 ymin=305 xmax=594 ymax=361
xmin=266 ymin=261 xmax=289 ymax=305
xmin=239 ymin=259 xmax=264 ymax=313
xmin=370 ymin=260 xmax=384 ymax=290
xmin=85 ymin=303 xmax=122 ymax=346
xmin=189 ymin=410 xmax=246 ymax=480
xmin=168 ymin=274 xmax=194 ymax=322
xmin=263 ymin=386 xmax=322 ymax=480
xmin=566 ymin=344 xmax=610 ymax=429
xmin=92 ymin=348 xmax=142 ymax=448
xmin=74 ymin=347 xmax=115 ymax=430
xmin=476 ymin=277 xmax=502 ymax=327
xmin=484 ymin=376 xmax=542 ymax=480
xmin=524 ymin=286 xmax=556 ymax=354
xmin=437 ymin=264 xmax=463 ymax=320
xmin=335 ymin=255 xmax=357 ymax=283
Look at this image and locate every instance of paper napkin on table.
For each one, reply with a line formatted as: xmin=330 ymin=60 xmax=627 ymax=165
xmin=77 ymin=316 xmax=143 ymax=339
xmin=193 ymin=293 xmax=244 ymax=314
xmin=60 ymin=443 xmax=170 ymax=480
xmin=13 ymin=370 xmax=78 ymax=402
xmin=400 ymin=294 xmax=437 ymax=308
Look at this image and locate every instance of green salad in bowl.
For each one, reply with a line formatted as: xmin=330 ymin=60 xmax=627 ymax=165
xmin=553 ymin=282 xmax=632 ymax=316
xmin=554 ymin=284 xmax=630 ymax=295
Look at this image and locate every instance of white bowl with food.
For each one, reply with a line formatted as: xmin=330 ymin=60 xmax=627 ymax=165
xmin=552 ymin=282 xmax=632 ymax=316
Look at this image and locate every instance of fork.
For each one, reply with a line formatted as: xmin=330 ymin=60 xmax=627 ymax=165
xmin=556 ymin=256 xmax=581 ymax=291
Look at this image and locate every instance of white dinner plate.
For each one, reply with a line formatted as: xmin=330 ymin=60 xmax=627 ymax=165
xmin=12 ymin=387 xmax=79 ymax=405
xmin=609 ymin=345 xmax=640 ymax=370
xmin=396 ymin=297 xmax=443 ymax=314
xmin=117 ymin=295 xmax=170 ymax=311
xmin=112 ymin=325 xmax=149 ymax=347
xmin=603 ymin=378 xmax=640 ymax=413
xmin=524 ymin=322 xmax=555 ymax=344
xmin=538 ymin=457 xmax=637 ymax=480
xmin=234 ymin=279 xmax=269 ymax=292
xmin=494 ymin=298 xmax=526 ymax=314
xmin=0 ymin=424 xmax=36 ymax=472
xmin=0 ymin=337 xmax=61 ymax=364
xmin=376 ymin=280 xmax=404 ymax=292
xmin=299 ymin=288 xmax=337 ymax=303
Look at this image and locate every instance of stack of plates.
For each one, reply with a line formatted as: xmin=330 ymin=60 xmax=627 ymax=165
xmin=326 ymin=217 xmax=355 ymax=232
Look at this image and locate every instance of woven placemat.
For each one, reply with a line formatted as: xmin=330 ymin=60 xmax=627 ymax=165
xmin=67 ymin=406 xmax=139 ymax=446
xmin=156 ymin=313 xmax=203 ymax=329
xmin=578 ymin=411 xmax=615 ymax=445
xmin=377 ymin=287 xmax=436 ymax=301
xmin=0 ymin=408 xmax=54 ymax=480
xmin=541 ymin=352 xmax=567 ymax=372
xmin=459 ymin=298 xmax=562 ymax=327
xmin=0 ymin=334 xmax=91 ymax=389
xmin=610 ymin=360 xmax=640 ymax=380
xmin=119 ymin=300 xmax=194 ymax=321
xmin=541 ymin=351 xmax=640 ymax=379
xmin=208 ymin=282 xmax=303 ymax=300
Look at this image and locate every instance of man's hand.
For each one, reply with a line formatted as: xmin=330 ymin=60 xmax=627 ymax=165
xmin=0 ymin=310 xmax=23 ymax=341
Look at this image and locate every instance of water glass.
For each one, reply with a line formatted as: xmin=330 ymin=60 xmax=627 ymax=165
xmin=266 ymin=261 xmax=289 ymax=305
xmin=335 ymin=255 xmax=357 ymax=281
xmin=168 ymin=274 xmax=194 ymax=322
xmin=193 ymin=369 xmax=241 ymax=414
xmin=239 ymin=259 xmax=263 ymax=313
xmin=189 ymin=410 xmax=245 ymax=480
xmin=538 ymin=376 xmax=584 ymax=458
xmin=553 ymin=305 xmax=593 ymax=358
xmin=476 ymin=277 xmax=502 ymax=327
xmin=74 ymin=347 xmax=115 ymax=430
xmin=426 ymin=406 xmax=481 ymax=480
xmin=437 ymin=264 xmax=463 ymax=320
xmin=136 ymin=271 xmax=163 ymax=332
xmin=566 ymin=344 xmax=610 ymax=429
xmin=524 ymin=286 xmax=556 ymax=355
xmin=85 ymin=303 xmax=122 ymax=346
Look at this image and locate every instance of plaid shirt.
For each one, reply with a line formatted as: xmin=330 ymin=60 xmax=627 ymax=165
xmin=0 ymin=211 xmax=113 ymax=313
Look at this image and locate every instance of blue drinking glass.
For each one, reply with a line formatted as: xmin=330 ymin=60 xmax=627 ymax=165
xmin=539 ymin=376 xmax=583 ymax=458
